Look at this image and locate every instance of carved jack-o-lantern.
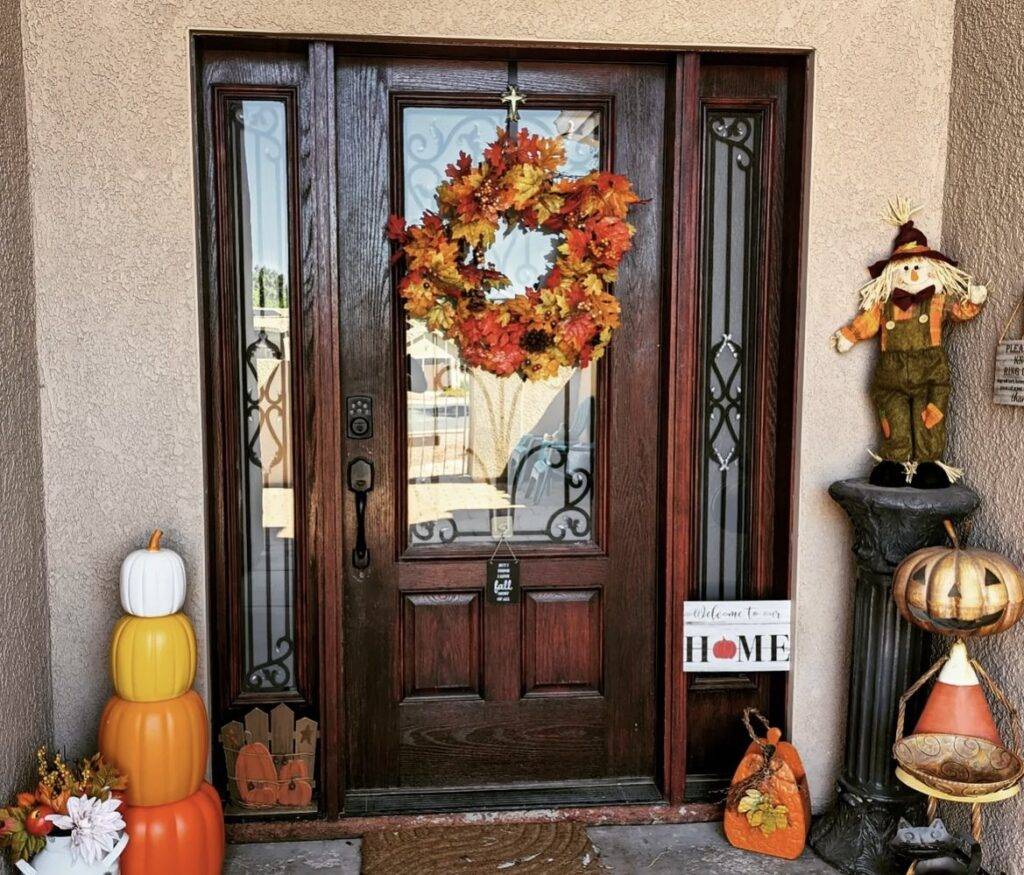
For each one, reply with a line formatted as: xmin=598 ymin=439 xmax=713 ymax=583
xmin=894 ymin=521 xmax=1024 ymax=637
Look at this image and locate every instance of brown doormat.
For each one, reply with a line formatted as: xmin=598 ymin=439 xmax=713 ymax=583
xmin=361 ymin=822 xmax=601 ymax=873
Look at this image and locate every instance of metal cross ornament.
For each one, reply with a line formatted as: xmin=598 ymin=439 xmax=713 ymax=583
xmin=501 ymin=84 xmax=526 ymax=123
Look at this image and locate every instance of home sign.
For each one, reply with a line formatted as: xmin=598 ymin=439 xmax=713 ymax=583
xmin=683 ymin=600 xmax=791 ymax=673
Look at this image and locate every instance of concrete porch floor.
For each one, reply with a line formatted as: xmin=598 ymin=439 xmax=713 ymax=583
xmin=225 ymin=822 xmax=837 ymax=873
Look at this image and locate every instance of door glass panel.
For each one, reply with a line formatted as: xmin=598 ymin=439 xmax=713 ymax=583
xmin=225 ymin=98 xmax=297 ymax=693
xmin=697 ymin=110 xmax=764 ymax=600
xmin=403 ymin=106 xmax=601 ymax=547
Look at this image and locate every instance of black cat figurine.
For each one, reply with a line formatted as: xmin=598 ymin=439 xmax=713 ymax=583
xmin=890 ymin=818 xmax=998 ymax=875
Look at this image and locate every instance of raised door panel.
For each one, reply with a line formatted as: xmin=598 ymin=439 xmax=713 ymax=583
xmin=402 ymin=592 xmax=482 ymax=699
xmin=523 ymin=589 xmax=602 ymax=697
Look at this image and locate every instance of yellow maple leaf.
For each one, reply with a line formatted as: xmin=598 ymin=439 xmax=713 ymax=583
xmin=504 ymin=163 xmax=548 ymax=210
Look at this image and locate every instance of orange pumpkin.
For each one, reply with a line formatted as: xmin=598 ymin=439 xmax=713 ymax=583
xmin=121 ymin=782 xmax=224 ymax=875
xmin=234 ymin=742 xmax=279 ymax=807
xmin=99 ymin=690 xmax=208 ymax=806
xmin=724 ymin=726 xmax=810 ymax=860
xmin=277 ymin=757 xmax=313 ymax=806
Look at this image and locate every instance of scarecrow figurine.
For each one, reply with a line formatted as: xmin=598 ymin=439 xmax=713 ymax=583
xmin=831 ymin=198 xmax=987 ymax=489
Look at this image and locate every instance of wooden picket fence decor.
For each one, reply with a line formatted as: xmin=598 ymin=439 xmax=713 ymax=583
xmin=219 ymin=704 xmax=319 ymax=815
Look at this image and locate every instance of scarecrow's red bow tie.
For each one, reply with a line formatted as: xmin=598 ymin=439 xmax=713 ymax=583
xmin=891 ymin=285 xmax=935 ymax=312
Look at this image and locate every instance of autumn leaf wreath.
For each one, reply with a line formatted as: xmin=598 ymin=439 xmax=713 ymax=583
xmin=387 ymin=127 xmax=642 ymax=380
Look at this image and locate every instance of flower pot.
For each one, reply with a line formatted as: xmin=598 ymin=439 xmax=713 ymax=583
xmin=15 ymin=833 xmax=129 ymax=875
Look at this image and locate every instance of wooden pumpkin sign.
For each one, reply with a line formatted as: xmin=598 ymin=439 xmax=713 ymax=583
xmin=120 ymin=529 xmax=187 ymax=618
xmin=894 ymin=521 xmax=1024 ymax=637
xmin=277 ymin=757 xmax=314 ymax=806
xmin=723 ymin=710 xmax=811 ymax=860
xmin=234 ymin=743 xmax=279 ymax=807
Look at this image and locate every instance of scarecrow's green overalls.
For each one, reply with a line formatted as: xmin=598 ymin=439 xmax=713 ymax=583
xmin=840 ymin=292 xmax=982 ymax=462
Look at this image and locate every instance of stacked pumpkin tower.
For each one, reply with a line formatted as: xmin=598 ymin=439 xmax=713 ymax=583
xmin=99 ymin=530 xmax=224 ymax=874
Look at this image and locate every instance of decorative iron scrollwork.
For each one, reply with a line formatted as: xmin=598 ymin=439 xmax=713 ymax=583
xmin=228 ymin=97 xmax=298 ymax=696
xmin=697 ymin=110 xmax=764 ymax=601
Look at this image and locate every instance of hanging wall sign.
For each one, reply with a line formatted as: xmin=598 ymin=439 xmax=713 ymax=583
xmin=684 ymin=600 xmax=791 ymax=673
xmin=994 ymin=296 xmax=1024 ymax=407
xmin=486 ymin=557 xmax=520 ymax=605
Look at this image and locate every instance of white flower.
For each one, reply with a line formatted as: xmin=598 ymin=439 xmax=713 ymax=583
xmin=47 ymin=794 xmax=125 ymax=866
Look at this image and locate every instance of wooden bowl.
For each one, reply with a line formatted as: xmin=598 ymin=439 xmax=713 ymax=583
xmin=893 ymin=733 xmax=1024 ymax=798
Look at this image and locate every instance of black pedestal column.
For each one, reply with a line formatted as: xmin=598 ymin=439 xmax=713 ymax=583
xmin=809 ymin=479 xmax=979 ymax=875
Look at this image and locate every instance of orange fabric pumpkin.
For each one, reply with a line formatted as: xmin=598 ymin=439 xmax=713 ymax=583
xmin=99 ymin=690 xmax=208 ymax=806
xmin=121 ymin=782 xmax=224 ymax=875
xmin=234 ymin=742 xmax=279 ymax=807
xmin=277 ymin=757 xmax=313 ymax=806
xmin=724 ymin=725 xmax=811 ymax=860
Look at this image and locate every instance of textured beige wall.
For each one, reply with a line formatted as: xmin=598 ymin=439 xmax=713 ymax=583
xmin=0 ymin=0 xmax=52 ymax=807
xmin=944 ymin=0 xmax=1024 ymax=868
xmin=17 ymin=0 xmax=959 ymax=808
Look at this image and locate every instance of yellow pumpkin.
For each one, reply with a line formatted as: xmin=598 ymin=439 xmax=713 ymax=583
xmin=99 ymin=690 xmax=208 ymax=806
xmin=894 ymin=521 xmax=1024 ymax=637
xmin=110 ymin=613 xmax=197 ymax=702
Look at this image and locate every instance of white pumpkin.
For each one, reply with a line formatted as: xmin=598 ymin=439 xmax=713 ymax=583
xmin=120 ymin=530 xmax=186 ymax=617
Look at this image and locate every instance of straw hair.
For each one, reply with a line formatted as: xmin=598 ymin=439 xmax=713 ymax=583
xmin=882 ymin=195 xmax=922 ymax=228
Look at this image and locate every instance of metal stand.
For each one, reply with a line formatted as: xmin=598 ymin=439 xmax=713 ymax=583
xmin=809 ymin=479 xmax=980 ymax=874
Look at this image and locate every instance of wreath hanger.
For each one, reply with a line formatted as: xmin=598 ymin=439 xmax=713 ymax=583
xmin=500 ymin=61 xmax=526 ymax=135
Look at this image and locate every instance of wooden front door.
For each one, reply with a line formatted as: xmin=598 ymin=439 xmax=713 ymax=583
xmin=336 ymin=58 xmax=667 ymax=812
xmin=197 ymin=39 xmax=808 ymax=819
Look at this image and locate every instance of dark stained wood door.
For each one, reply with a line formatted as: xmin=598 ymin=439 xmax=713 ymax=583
xmin=335 ymin=56 xmax=668 ymax=812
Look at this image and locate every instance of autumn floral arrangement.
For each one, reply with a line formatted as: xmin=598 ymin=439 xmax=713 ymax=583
xmin=0 ymin=747 xmax=126 ymax=866
xmin=387 ymin=127 xmax=641 ymax=380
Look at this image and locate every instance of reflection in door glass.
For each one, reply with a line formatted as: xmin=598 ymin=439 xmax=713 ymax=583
xmin=225 ymin=98 xmax=297 ymax=692
xmin=403 ymin=107 xmax=601 ymax=547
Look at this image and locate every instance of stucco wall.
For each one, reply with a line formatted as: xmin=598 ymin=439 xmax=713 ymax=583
xmin=17 ymin=0 xmax=959 ymax=809
xmin=0 ymin=0 xmax=51 ymax=809
xmin=943 ymin=0 xmax=1024 ymax=868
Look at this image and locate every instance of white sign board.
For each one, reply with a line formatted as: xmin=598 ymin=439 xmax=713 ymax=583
xmin=684 ymin=600 xmax=791 ymax=673
xmin=994 ymin=338 xmax=1024 ymax=407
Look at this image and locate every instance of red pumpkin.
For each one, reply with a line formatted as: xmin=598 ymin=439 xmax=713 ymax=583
xmin=121 ymin=782 xmax=224 ymax=875
xmin=98 ymin=690 xmax=208 ymax=806
xmin=713 ymin=637 xmax=738 ymax=659
xmin=277 ymin=757 xmax=313 ymax=806
xmin=234 ymin=742 xmax=279 ymax=807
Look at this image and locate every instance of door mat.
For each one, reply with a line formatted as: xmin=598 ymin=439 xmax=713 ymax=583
xmin=361 ymin=822 xmax=601 ymax=873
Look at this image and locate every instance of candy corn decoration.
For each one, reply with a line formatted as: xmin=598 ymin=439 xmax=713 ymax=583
xmin=99 ymin=531 xmax=224 ymax=875
xmin=913 ymin=641 xmax=1001 ymax=746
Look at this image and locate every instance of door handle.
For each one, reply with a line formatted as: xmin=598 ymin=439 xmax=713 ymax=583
xmin=348 ymin=458 xmax=374 ymax=569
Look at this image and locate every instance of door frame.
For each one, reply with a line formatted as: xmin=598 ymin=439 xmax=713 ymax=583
xmin=193 ymin=33 xmax=810 ymax=823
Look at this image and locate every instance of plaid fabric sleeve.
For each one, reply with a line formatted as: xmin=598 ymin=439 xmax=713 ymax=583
xmin=949 ymin=298 xmax=983 ymax=322
xmin=839 ymin=303 xmax=882 ymax=344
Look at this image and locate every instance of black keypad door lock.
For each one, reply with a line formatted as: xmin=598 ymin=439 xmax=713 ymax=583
xmin=346 ymin=395 xmax=373 ymax=440
xmin=348 ymin=458 xmax=374 ymax=569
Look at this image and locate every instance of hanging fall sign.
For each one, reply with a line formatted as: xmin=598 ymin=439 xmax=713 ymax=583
xmin=386 ymin=127 xmax=641 ymax=380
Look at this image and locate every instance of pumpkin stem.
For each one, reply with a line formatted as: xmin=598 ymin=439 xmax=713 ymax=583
xmin=147 ymin=529 xmax=164 ymax=551
xmin=943 ymin=519 xmax=959 ymax=549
